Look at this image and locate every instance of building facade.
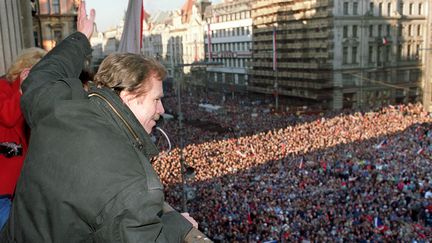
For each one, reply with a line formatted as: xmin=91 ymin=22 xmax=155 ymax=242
xmin=143 ymin=0 xmax=210 ymax=83
xmin=203 ymin=0 xmax=253 ymax=93
xmin=33 ymin=0 xmax=79 ymax=50
xmin=423 ymin=0 xmax=432 ymax=112
xmin=250 ymin=0 xmax=428 ymax=110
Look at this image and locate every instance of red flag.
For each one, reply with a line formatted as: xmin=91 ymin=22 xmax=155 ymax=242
xmin=417 ymin=147 xmax=425 ymax=155
xmin=299 ymin=158 xmax=304 ymax=169
xmin=118 ymin=0 xmax=144 ymax=53
xmin=247 ymin=213 xmax=252 ymax=225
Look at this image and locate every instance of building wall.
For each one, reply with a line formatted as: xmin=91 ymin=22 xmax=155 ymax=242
xmin=423 ymin=0 xmax=432 ymax=111
xmin=250 ymin=0 xmax=333 ymax=106
xmin=34 ymin=0 xmax=78 ymax=51
xmin=334 ymin=0 xmax=426 ymax=109
xmin=204 ymin=0 xmax=252 ymax=92
xmin=249 ymin=0 xmax=427 ymax=110
xmin=0 ymin=0 xmax=33 ymax=76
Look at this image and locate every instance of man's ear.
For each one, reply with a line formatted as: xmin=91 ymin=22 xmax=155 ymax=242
xmin=19 ymin=68 xmax=31 ymax=84
xmin=119 ymin=90 xmax=132 ymax=105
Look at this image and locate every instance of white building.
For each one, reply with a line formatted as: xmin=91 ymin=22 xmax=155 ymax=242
xmin=143 ymin=0 xmax=210 ymax=80
xmin=203 ymin=0 xmax=253 ymax=92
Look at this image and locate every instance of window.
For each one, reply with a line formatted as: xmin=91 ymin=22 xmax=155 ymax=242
xmin=353 ymin=2 xmax=358 ymax=15
xmin=409 ymin=3 xmax=413 ymax=15
xmin=377 ymin=46 xmax=382 ymax=64
xmin=386 ymin=25 xmax=391 ymax=36
xmin=397 ymin=25 xmax=402 ymax=36
xmin=397 ymin=45 xmax=402 ymax=61
xmin=343 ymin=46 xmax=348 ymax=64
xmin=378 ymin=25 xmax=382 ymax=37
xmin=419 ymin=3 xmax=423 ymax=15
xmin=352 ymin=46 xmax=358 ymax=64
xmin=54 ymin=30 xmax=62 ymax=45
xmin=416 ymin=44 xmax=421 ymax=60
xmin=369 ymin=2 xmax=374 ymax=15
xmin=353 ymin=25 xmax=358 ymax=37
xmin=52 ymin=0 xmax=60 ymax=14
xmin=343 ymin=26 xmax=348 ymax=38
xmin=343 ymin=2 xmax=349 ymax=15
xmin=378 ymin=3 xmax=383 ymax=16
xmin=369 ymin=45 xmax=374 ymax=63
xmin=387 ymin=3 xmax=392 ymax=16
xmin=399 ymin=3 xmax=404 ymax=15
xmin=417 ymin=25 xmax=422 ymax=36
xmin=407 ymin=45 xmax=411 ymax=60
xmin=385 ymin=45 xmax=391 ymax=61
xmin=369 ymin=25 xmax=374 ymax=37
xmin=408 ymin=25 xmax=412 ymax=36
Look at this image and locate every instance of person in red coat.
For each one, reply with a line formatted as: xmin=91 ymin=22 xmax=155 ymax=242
xmin=0 ymin=47 xmax=46 ymax=229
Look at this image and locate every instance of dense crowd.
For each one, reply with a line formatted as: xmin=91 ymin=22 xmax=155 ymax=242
xmin=153 ymin=91 xmax=432 ymax=242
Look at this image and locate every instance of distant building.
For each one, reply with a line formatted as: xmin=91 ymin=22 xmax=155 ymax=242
xmin=33 ymin=0 xmax=79 ymax=51
xmin=423 ymin=1 xmax=432 ymax=111
xmin=250 ymin=0 xmax=428 ymax=110
xmin=143 ymin=0 xmax=210 ymax=82
xmin=203 ymin=0 xmax=253 ymax=93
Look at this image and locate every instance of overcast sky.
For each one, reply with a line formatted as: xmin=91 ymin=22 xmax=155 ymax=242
xmin=86 ymin=0 xmax=221 ymax=32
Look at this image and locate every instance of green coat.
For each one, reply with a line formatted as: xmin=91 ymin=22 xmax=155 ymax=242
xmin=0 ymin=32 xmax=192 ymax=242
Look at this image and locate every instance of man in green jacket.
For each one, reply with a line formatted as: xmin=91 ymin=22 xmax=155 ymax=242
xmin=0 ymin=2 xmax=203 ymax=242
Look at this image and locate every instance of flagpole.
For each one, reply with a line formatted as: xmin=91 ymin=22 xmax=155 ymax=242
xmin=273 ymin=23 xmax=279 ymax=111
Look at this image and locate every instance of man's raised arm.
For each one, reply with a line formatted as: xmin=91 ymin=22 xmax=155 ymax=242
xmin=20 ymin=2 xmax=95 ymax=126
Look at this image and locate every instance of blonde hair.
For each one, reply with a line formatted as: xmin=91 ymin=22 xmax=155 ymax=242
xmin=6 ymin=47 xmax=47 ymax=82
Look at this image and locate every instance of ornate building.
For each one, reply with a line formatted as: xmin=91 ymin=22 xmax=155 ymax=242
xmin=32 ymin=0 xmax=79 ymax=50
xmin=143 ymin=0 xmax=210 ymax=81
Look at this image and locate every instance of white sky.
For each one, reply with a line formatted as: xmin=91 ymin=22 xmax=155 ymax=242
xmin=86 ymin=0 xmax=221 ymax=32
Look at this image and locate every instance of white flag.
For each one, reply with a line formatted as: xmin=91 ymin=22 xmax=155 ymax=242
xmin=118 ymin=0 xmax=144 ymax=54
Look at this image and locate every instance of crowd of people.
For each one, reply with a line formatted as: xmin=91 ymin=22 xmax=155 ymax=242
xmin=153 ymin=90 xmax=432 ymax=242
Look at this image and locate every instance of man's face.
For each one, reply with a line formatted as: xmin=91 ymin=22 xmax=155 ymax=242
xmin=120 ymin=75 xmax=165 ymax=134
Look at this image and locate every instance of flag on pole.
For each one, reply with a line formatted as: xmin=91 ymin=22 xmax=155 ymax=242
xmin=299 ymin=157 xmax=304 ymax=169
xmin=382 ymin=37 xmax=388 ymax=45
xmin=375 ymin=139 xmax=388 ymax=149
xmin=272 ymin=26 xmax=277 ymax=71
xmin=118 ymin=0 xmax=144 ymax=54
xmin=416 ymin=147 xmax=425 ymax=155
xmin=236 ymin=150 xmax=246 ymax=158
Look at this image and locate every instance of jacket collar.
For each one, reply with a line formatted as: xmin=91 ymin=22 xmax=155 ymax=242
xmin=88 ymin=85 xmax=159 ymax=158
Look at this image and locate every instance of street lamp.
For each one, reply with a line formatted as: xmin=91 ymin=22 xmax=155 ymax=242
xmin=175 ymin=65 xmax=189 ymax=212
xmin=175 ymin=61 xmax=222 ymax=212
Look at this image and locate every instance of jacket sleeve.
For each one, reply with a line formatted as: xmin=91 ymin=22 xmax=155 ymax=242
xmin=92 ymin=181 xmax=193 ymax=243
xmin=20 ymin=32 xmax=92 ymax=128
xmin=0 ymin=79 xmax=22 ymax=127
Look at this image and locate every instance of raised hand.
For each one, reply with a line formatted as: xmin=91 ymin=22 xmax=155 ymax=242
xmin=77 ymin=1 xmax=95 ymax=39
